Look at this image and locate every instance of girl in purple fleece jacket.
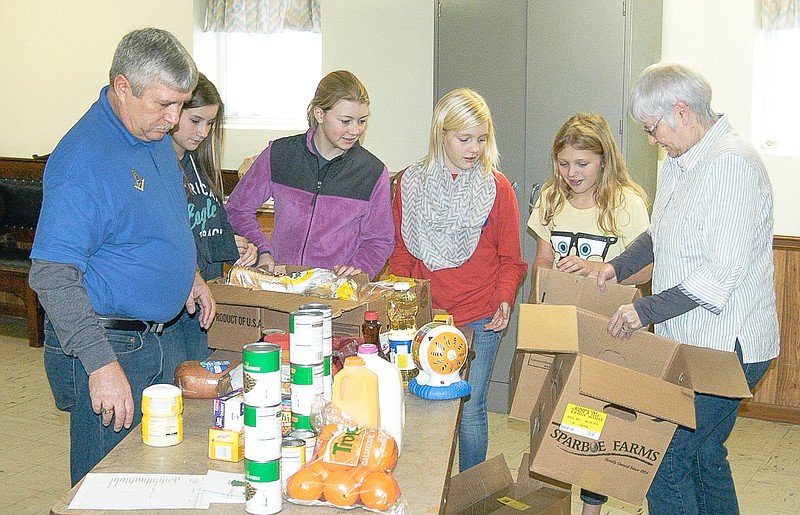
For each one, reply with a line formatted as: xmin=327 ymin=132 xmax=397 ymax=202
xmin=225 ymin=70 xmax=395 ymax=279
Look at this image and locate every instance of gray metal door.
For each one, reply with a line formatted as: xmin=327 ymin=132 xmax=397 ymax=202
xmin=435 ymin=0 xmax=660 ymax=413
xmin=435 ymin=0 xmax=529 ymax=412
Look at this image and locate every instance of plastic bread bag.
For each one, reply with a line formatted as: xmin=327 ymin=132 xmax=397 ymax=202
xmin=226 ymin=264 xmax=290 ymax=292
xmin=286 ymin=268 xmax=359 ymax=300
xmin=284 ymin=424 xmax=406 ymax=513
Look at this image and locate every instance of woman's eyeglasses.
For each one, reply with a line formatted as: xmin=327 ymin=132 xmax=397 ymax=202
xmin=644 ymin=115 xmax=663 ymax=136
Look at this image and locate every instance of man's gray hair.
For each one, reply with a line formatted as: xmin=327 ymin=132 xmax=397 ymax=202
xmin=630 ymin=61 xmax=717 ymax=130
xmin=109 ymin=28 xmax=198 ymax=97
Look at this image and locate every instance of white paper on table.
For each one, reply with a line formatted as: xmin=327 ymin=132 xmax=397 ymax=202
xmin=68 ymin=473 xmax=210 ymax=510
xmin=203 ymin=470 xmax=245 ymax=503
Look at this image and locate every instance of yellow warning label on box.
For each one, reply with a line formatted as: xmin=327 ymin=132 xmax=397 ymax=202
xmin=559 ymin=403 xmax=607 ymax=441
xmin=496 ymin=496 xmax=531 ymax=511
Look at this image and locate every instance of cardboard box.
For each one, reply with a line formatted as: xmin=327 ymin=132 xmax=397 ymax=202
xmin=213 ymin=389 xmax=244 ymax=431
xmin=508 ymin=269 xmax=641 ymax=421
xmin=445 ymin=453 xmax=570 ymax=514
xmin=208 ymin=428 xmax=244 ymax=462
xmin=516 ymin=269 xmax=752 ymax=505
xmin=208 ymin=266 xmax=432 ymax=351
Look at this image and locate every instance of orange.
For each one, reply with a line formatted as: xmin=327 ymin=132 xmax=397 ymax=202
xmin=360 ymin=430 xmax=399 ymax=472
xmin=306 ymin=458 xmax=331 ymax=482
xmin=359 ymin=471 xmax=400 ymax=511
xmin=322 ymin=469 xmax=360 ymax=507
xmin=285 ymin=466 xmax=323 ymax=501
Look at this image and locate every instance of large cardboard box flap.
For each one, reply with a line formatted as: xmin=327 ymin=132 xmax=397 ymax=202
xmin=517 ymin=304 xmax=580 ymax=353
xmin=580 ymin=355 xmax=696 ymax=428
xmin=208 ymin=279 xmax=368 ymax=318
xmin=446 ymin=454 xmax=513 ymax=514
xmin=535 ymin=267 xmax=640 ymax=316
xmin=446 ymin=454 xmax=570 ymax=514
xmin=666 ymin=344 xmax=752 ymax=399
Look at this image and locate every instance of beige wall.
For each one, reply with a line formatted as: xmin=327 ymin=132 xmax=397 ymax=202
xmin=0 ymin=0 xmax=795 ymax=234
xmin=662 ymin=0 xmax=799 ymax=236
xmin=0 ymin=0 xmax=194 ymax=157
xmin=0 ymin=0 xmax=433 ymax=174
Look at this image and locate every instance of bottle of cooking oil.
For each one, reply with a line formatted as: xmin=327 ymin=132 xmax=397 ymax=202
xmin=387 ymin=282 xmax=418 ymax=389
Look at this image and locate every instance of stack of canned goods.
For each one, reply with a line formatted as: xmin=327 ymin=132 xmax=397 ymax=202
xmin=242 ymin=342 xmax=283 ymax=515
xmin=298 ymin=303 xmax=333 ymax=402
xmin=289 ymin=309 xmax=325 ymax=431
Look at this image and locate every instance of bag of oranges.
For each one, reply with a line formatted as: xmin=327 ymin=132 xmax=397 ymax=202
xmin=285 ymin=424 xmax=406 ymax=513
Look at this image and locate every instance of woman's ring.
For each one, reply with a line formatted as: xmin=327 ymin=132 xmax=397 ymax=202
xmin=102 ymin=407 xmax=114 ymax=415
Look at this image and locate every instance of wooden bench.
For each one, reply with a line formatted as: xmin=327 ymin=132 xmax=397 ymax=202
xmin=0 ymin=156 xmax=46 ymax=347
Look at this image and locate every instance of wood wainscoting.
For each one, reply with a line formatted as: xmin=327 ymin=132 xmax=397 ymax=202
xmin=740 ymin=235 xmax=800 ymax=423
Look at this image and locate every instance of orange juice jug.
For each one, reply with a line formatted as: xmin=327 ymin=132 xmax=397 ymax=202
xmin=331 ymin=356 xmax=380 ymax=428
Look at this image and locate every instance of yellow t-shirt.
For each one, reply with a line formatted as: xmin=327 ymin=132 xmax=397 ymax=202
xmin=527 ymin=186 xmax=649 ymax=266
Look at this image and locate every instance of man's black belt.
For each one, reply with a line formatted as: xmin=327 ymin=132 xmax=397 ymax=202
xmin=97 ymin=316 xmax=176 ymax=335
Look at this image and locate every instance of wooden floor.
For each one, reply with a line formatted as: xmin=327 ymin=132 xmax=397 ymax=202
xmin=0 ymin=315 xmax=798 ymax=514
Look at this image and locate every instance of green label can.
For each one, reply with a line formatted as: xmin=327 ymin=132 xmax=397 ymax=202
xmin=290 ymin=363 xmax=323 ymax=416
xmin=323 ymin=355 xmax=332 ymax=402
xmin=243 ymin=343 xmax=281 ymax=406
xmin=244 ymin=459 xmax=281 ymax=514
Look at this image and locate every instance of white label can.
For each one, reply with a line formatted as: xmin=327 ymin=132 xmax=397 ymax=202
xmin=298 ymin=303 xmax=332 ymax=357
xmin=289 ymin=310 xmax=323 ymax=365
xmin=244 ymin=404 xmax=282 ymax=462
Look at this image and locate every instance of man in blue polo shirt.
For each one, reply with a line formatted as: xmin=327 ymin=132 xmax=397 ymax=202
xmin=29 ymin=28 xmax=215 ymax=485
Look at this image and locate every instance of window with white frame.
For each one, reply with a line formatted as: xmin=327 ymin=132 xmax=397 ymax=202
xmin=752 ymin=26 xmax=800 ymax=154
xmin=195 ymin=31 xmax=322 ymax=130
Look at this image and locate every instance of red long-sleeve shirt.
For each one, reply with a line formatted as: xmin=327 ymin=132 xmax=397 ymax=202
xmin=389 ymin=169 xmax=528 ymax=326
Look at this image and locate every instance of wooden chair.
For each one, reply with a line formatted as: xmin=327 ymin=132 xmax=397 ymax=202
xmin=0 ymin=157 xmax=46 ymax=347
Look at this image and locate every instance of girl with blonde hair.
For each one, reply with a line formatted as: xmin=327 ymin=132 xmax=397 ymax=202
xmin=390 ymin=88 xmax=527 ymax=472
xmin=528 ymin=112 xmax=651 ymax=304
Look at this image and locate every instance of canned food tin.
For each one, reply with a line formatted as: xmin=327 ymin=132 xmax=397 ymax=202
xmin=289 ymin=310 xmax=323 ymax=365
xmin=290 ymin=363 xmax=323 ymax=416
xmin=291 ymin=411 xmax=313 ymax=431
xmin=288 ymin=429 xmax=318 ymax=463
xmin=243 ymin=343 xmax=281 ymax=407
xmin=299 ymin=303 xmax=332 ymax=357
xmin=244 ymin=404 xmax=282 ymax=462
xmin=281 ymin=437 xmax=307 ymax=488
xmin=263 ymin=333 xmax=291 ymax=396
xmin=244 ymin=459 xmax=282 ymax=515
xmin=281 ymin=395 xmax=292 ymax=436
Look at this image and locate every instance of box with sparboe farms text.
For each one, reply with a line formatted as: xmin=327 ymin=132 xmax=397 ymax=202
xmin=515 ymin=269 xmax=752 ymax=505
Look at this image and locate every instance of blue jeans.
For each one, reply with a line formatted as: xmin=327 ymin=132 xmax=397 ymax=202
xmin=159 ymin=309 xmax=212 ymax=385
xmin=646 ymin=341 xmax=773 ymax=515
xmin=458 ymin=317 xmax=501 ymax=472
xmin=43 ymin=319 xmax=163 ymax=486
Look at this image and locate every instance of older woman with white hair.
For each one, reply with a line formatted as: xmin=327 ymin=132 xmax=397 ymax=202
xmin=593 ymin=61 xmax=779 ymax=514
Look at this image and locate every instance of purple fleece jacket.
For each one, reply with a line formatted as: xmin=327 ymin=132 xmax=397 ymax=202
xmin=225 ymin=129 xmax=395 ymax=278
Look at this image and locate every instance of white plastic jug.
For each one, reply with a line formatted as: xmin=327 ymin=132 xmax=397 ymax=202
xmin=357 ymin=343 xmax=405 ymax=454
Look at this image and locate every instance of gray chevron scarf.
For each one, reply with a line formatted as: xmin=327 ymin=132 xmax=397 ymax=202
xmin=400 ymin=159 xmax=496 ymax=271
